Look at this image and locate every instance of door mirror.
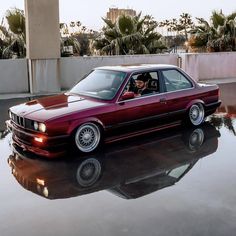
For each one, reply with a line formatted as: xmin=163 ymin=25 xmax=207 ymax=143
xmin=120 ymin=91 xmax=135 ymax=101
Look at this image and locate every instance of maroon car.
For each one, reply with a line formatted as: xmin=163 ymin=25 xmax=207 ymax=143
xmin=8 ymin=124 xmax=219 ymax=200
xmin=6 ymin=64 xmax=221 ymax=158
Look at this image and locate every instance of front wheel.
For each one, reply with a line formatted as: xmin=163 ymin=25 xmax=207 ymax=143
xmin=76 ymin=158 xmax=102 ymax=187
xmin=75 ymin=123 xmax=101 ymax=153
xmin=188 ymin=103 xmax=205 ymax=126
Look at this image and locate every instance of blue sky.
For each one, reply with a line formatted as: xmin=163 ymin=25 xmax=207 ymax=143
xmin=0 ymin=0 xmax=235 ymax=30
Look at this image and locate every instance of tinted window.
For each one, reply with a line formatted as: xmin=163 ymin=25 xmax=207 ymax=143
xmin=70 ymin=70 xmax=126 ymax=100
xmin=162 ymin=69 xmax=193 ymax=92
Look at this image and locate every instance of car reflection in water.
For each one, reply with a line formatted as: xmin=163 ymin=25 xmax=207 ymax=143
xmin=8 ymin=123 xmax=220 ymax=200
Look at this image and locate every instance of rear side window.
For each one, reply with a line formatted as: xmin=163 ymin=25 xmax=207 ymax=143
xmin=161 ymin=69 xmax=193 ymax=92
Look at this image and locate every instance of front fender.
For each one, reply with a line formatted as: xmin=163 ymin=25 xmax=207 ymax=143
xmin=67 ymin=117 xmax=105 ymax=135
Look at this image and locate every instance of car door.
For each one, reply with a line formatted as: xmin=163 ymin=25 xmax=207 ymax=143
xmin=159 ymin=68 xmax=195 ymax=122
xmin=111 ymin=71 xmax=169 ymax=132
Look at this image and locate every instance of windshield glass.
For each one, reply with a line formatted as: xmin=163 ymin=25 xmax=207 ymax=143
xmin=70 ymin=70 xmax=127 ymax=100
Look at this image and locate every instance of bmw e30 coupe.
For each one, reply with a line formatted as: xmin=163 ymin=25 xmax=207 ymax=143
xmin=6 ymin=64 xmax=221 ymax=158
xmin=8 ymin=123 xmax=219 ymax=199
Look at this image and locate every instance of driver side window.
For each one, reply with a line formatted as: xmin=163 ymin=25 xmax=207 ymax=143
xmin=123 ymin=72 xmax=160 ymax=99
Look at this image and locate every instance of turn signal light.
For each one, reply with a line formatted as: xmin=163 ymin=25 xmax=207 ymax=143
xmin=34 ymin=137 xmax=43 ymax=143
xmin=37 ymin=178 xmax=45 ymax=186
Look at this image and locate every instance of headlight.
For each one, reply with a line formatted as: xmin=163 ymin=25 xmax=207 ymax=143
xmin=9 ymin=110 xmax=12 ymax=119
xmin=33 ymin=121 xmax=39 ymax=130
xmin=39 ymin=123 xmax=47 ymax=133
xmin=43 ymin=187 xmax=49 ymax=197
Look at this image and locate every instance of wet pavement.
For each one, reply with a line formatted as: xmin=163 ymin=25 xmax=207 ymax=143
xmin=1 ymin=83 xmax=236 ymax=236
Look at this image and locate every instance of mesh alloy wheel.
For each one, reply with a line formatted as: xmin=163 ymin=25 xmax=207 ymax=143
xmin=76 ymin=158 xmax=102 ymax=187
xmin=189 ymin=103 xmax=205 ymax=126
xmin=75 ymin=123 xmax=101 ymax=153
xmin=188 ymin=128 xmax=205 ymax=151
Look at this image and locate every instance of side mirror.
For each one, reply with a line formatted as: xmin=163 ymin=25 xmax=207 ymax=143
xmin=120 ymin=91 xmax=135 ymax=101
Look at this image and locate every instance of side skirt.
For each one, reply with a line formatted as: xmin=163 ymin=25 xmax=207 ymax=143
xmin=105 ymin=121 xmax=181 ymax=144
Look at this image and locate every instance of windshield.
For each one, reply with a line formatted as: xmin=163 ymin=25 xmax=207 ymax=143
xmin=70 ymin=69 xmax=127 ymax=100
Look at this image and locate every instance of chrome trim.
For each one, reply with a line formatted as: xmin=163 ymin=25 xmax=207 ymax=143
xmin=116 ymin=87 xmax=195 ymax=104
xmin=161 ymin=86 xmax=195 ymax=95
xmin=116 ymin=92 xmax=164 ymax=104
xmin=116 ymin=68 xmax=196 ymax=104
xmin=11 ymin=112 xmax=25 ymax=128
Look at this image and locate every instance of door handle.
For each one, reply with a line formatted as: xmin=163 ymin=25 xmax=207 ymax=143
xmin=160 ymin=98 xmax=167 ymax=104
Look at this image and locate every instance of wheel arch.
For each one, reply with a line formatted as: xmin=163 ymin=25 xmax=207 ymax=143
xmin=186 ymin=100 xmax=206 ymax=126
xmin=186 ymin=99 xmax=205 ymax=111
xmin=68 ymin=117 xmax=105 ymax=137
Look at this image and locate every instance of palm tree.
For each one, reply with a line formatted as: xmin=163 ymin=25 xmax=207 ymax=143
xmin=5 ymin=8 xmax=25 ymax=39
xmin=188 ymin=17 xmax=211 ymax=51
xmin=93 ymin=13 xmax=166 ymax=55
xmin=178 ymin=13 xmax=194 ymax=41
xmin=189 ymin=10 xmax=236 ymax=52
xmin=0 ymin=8 xmax=26 ymax=58
xmin=70 ymin=21 xmax=75 ymax=35
xmin=76 ymin=21 xmax=81 ymax=32
xmin=60 ymin=23 xmax=68 ymax=36
xmin=159 ymin=14 xmax=194 ymax=40
xmin=60 ymin=22 xmax=81 ymax=56
xmin=81 ymin=26 xmax=87 ymax=33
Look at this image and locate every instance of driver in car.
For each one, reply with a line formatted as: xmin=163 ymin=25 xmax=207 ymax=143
xmin=134 ymin=74 xmax=152 ymax=96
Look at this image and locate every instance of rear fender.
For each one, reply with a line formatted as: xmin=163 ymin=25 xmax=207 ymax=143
xmin=186 ymin=99 xmax=205 ymax=111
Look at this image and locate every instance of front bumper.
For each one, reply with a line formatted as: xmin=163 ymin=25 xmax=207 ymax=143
xmin=6 ymin=120 xmax=69 ymax=158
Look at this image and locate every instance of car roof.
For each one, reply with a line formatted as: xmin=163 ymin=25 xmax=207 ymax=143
xmin=95 ymin=64 xmax=178 ymax=73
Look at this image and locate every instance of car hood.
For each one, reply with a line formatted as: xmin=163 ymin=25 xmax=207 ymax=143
xmin=10 ymin=93 xmax=106 ymax=122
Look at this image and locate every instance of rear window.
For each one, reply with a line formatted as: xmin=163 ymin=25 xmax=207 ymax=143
xmin=161 ymin=69 xmax=193 ymax=92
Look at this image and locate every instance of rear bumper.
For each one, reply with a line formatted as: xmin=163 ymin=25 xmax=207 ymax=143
xmin=205 ymin=100 xmax=221 ymax=109
xmin=6 ymin=120 xmax=69 ymax=158
xmin=205 ymin=100 xmax=221 ymax=115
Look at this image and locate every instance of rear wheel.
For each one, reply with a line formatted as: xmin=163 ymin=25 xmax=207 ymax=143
xmin=188 ymin=103 xmax=205 ymax=126
xmin=188 ymin=128 xmax=204 ymax=151
xmin=75 ymin=123 xmax=101 ymax=153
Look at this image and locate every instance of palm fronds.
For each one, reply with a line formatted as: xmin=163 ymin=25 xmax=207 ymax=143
xmin=93 ymin=12 xmax=166 ymax=55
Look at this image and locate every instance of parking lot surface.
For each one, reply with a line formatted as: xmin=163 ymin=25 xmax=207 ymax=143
xmin=0 ymin=83 xmax=236 ymax=236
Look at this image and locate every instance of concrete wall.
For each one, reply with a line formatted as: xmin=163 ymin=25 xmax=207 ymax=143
xmin=60 ymin=54 xmax=178 ymax=89
xmin=1 ymin=53 xmax=236 ymax=94
xmin=180 ymin=52 xmax=236 ymax=81
xmin=28 ymin=59 xmax=61 ymax=93
xmin=25 ymin=0 xmax=60 ymax=59
xmin=0 ymin=59 xmax=29 ymax=94
xmin=24 ymin=0 xmax=61 ymax=94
